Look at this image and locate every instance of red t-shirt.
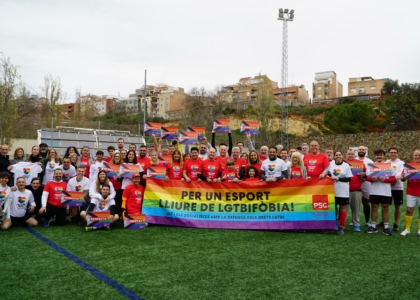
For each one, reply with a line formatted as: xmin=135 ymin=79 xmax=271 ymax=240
xmin=406 ymin=162 xmax=420 ymax=196
xmin=44 ymin=180 xmax=67 ymax=207
xmin=215 ymin=155 xmax=230 ymax=172
xmin=303 ymin=153 xmax=330 ymax=177
xmin=104 ymin=157 xmax=112 ymax=163
xmin=247 ymin=162 xmax=262 ymax=177
xmin=244 ymin=177 xmax=259 ymax=182
xmin=289 ymin=166 xmax=303 ymax=179
xmin=122 ymin=184 xmax=145 ymax=215
xmin=259 ymin=154 xmax=268 ymax=162
xmin=202 ymin=159 xmax=221 ymax=180
xmin=147 ymin=161 xmax=169 ymax=177
xmin=168 ymin=162 xmax=183 ymax=180
xmin=183 ymin=159 xmax=203 ymax=181
xmin=138 ymin=156 xmax=151 ymax=172
xmin=80 ymin=157 xmax=91 ymax=178
xmin=233 ymin=158 xmax=248 ymax=174
xmin=222 ymin=168 xmax=238 ymax=182
xmin=108 ymin=163 xmax=122 ymax=190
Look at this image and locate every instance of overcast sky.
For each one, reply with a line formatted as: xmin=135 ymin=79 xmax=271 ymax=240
xmin=1 ymin=0 xmax=419 ymax=102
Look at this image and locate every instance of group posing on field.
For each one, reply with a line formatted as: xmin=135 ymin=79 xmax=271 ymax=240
xmin=0 ymin=132 xmax=419 ymax=236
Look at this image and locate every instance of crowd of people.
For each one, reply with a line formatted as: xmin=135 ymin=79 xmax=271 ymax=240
xmin=0 ymin=134 xmax=419 ymax=236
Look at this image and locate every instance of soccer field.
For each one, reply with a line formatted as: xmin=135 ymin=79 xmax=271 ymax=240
xmin=2 ymin=206 xmax=420 ymax=300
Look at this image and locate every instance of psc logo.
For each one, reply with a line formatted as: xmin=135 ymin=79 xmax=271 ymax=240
xmin=312 ymin=195 xmax=328 ymax=210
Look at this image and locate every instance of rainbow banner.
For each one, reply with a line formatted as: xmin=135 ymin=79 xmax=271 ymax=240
xmin=161 ymin=126 xmax=178 ymax=140
xmin=240 ymin=120 xmax=260 ymax=135
xmin=142 ymin=178 xmax=335 ymax=230
xmin=344 ymin=159 xmax=365 ymax=176
xmin=147 ymin=166 xmax=167 ymax=180
xmin=121 ymin=164 xmax=141 ymax=178
xmin=144 ymin=122 xmax=162 ymax=135
xmin=366 ymin=162 xmax=392 ymax=178
xmin=187 ymin=126 xmax=206 ymax=141
xmin=213 ymin=119 xmax=230 ymax=133
xmin=61 ymin=191 xmax=83 ymax=206
xmin=102 ymin=162 xmax=120 ymax=178
xmin=179 ymin=131 xmax=198 ymax=145
xmin=87 ymin=211 xmax=110 ymax=229
xmin=404 ymin=162 xmax=420 ymax=180
xmin=159 ymin=155 xmax=172 ymax=162
xmin=124 ymin=214 xmax=147 ymax=229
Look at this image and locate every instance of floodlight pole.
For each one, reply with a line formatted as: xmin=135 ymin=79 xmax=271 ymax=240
xmin=278 ymin=9 xmax=294 ymax=149
xmin=142 ymin=70 xmax=147 ymax=139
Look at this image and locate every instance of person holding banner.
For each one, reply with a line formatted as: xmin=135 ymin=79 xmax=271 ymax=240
xmin=400 ymin=149 xmax=420 ymax=236
xmin=356 ymin=145 xmax=373 ymax=227
xmin=122 ymin=150 xmax=142 ymax=188
xmin=89 ymin=170 xmax=116 ymax=207
xmin=183 ymin=147 xmax=203 ymax=182
xmin=0 ymin=172 xmax=12 ymax=222
xmin=345 ymin=149 xmax=366 ymax=232
xmin=261 ymin=147 xmax=287 ymax=183
xmin=211 ymin=130 xmax=233 ymax=157
xmin=246 ymin=134 xmax=268 ymax=161
xmin=202 ymin=148 xmax=222 ymax=183
xmin=327 ymin=151 xmax=353 ymax=235
xmin=39 ymin=169 xmax=67 ymax=227
xmin=247 ymin=150 xmax=262 ymax=175
xmin=221 ymin=159 xmax=241 ymax=183
xmin=122 ymin=173 xmax=146 ymax=218
xmin=1 ymin=177 xmax=38 ymax=230
xmin=364 ymin=149 xmax=396 ymax=235
xmin=146 ymin=151 xmax=169 ymax=179
xmin=286 ymin=152 xmax=308 ymax=180
xmin=81 ymin=184 xmax=118 ymax=230
xmin=303 ymin=141 xmax=330 ymax=179
xmin=215 ymin=144 xmax=231 ymax=171
xmin=67 ymin=166 xmax=91 ymax=225
xmin=107 ymin=153 xmax=123 ymax=218
xmin=166 ymin=150 xmax=183 ymax=181
xmin=244 ymin=166 xmax=260 ymax=181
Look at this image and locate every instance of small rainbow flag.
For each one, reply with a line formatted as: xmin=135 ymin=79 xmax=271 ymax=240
xmin=240 ymin=120 xmax=260 ymax=135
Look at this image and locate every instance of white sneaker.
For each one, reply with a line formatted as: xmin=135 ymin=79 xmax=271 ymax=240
xmin=349 ymin=222 xmax=353 ymax=226
xmin=400 ymin=229 xmax=410 ymax=236
xmin=417 ymin=231 xmax=420 ymax=237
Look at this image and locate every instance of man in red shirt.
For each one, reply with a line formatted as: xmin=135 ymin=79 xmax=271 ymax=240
xmin=231 ymin=147 xmax=247 ymax=179
xmin=303 ymin=140 xmax=330 ymax=178
xmin=137 ymin=145 xmax=151 ymax=171
xmin=202 ymin=148 xmax=221 ymax=183
xmin=122 ymin=173 xmax=146 ymax=217
xmin=39 ymin=169 xmax=68 ymax=226
xmin=183 ymin=147 xmax=203 ymax=182
xmin=400 ymin=149 xmax=420 ymax=236
xmin=345 ymin=149 xmax=366 ymax=232
xmin=215 ymin=144 xmax=230 ymax=171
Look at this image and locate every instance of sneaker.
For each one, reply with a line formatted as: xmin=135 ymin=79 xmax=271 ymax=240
xmin=349 ymin=222 xmax=353 ymax=226
xmin=335 ymin=224 xmax=339 ymax=230
xmin=337 ymin=228 xmax=344 ymax=235
xmin=43 ymin=216 xmax=53 ymax=227
xmin=354 ymin=226 xmax=361 ymax=232
xmin=393 ymin=224 xmax=399 ymax=232
xmin=400 ymin=229 xmax=410 ymax=236
xmin=366 ymin=221 xmax=373 ymax=227
xmin=365 ymin=226 xmax=378 ymax=233
xmin=376 ymin=222 xmax=384 ymax=229
xmin=383 ymin=228 xmax=393 ymax=236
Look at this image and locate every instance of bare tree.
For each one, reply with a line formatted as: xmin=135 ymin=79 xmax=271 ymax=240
xmin=42 ymin=73 xmax=65 ymax=128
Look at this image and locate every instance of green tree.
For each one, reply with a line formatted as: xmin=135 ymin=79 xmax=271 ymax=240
xmin=255 ymin=76 xmax=277 ymax=147
xmin=383 ymin=94 xmax=419 ymax=130
xmin=324 ymin=102 xmax=376 ymax=134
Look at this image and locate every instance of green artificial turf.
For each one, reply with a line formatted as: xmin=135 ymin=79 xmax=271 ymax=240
xmin=2 ymin=205 xmax=420 ymax=300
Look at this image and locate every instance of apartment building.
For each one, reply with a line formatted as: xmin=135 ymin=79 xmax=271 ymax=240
xmin=348 ymin=76 xmax=388 ymax=97
xmin=312 ymin=71 xmax=343 ymax=102
xmin=273 ymin=85 xmax=309 ymax=104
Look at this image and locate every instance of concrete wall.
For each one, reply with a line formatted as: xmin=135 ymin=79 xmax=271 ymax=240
xmin=290 ymin=130 xmax=420 ymax=162
xmin=7 ymin=138 xmax=38 ymax=158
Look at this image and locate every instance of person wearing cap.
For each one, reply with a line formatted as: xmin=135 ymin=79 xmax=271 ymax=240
xmin=121 ymin=173 xmax=146 ymax=218
xmin=39 ymin=143 xmax=49 ymax=159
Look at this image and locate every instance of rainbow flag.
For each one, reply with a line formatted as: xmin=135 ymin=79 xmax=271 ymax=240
xmin=144 ymin=122 xmax=162 ymax=135
xmin=161 ymin=126 xmax=178 ymax=140
xmin=124 ymin=214 xmax=147 ymax=229
xmin=240 ymin=120 xmax=260 ymax=135
xmin=344 ymin=159 xmax=364 ymax=176
xmin=187 ymin=126 xmax=206 ymax=140
xmin=179 ymin=131 xmax=198 ymax=145
xmin=404 ymin=162 xmax=420 ymax=180
xmin=102 ymin=162 xmax=120 ymax=178
xmin=120 ymin=164 xmax=141 ymax=178
xmin=61 ymin=191 xmax=83 ymax=206
xmin=366 ymin=162 xmax=392 ymax=178
xmin=147 ymin=166 xmax=167 ymax=180
xmin=159 ymin=155 xmax=172 ymax=162
xmin=213 ymin=119 xmax=230 ymax=133
xmin=142 ymin=178 xmax=335 ymax=230
xmin=87 ymin=211 xmax=110 ymax=229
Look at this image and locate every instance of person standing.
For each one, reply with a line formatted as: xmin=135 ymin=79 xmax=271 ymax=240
xmin=260 ymin=147 xmax=287 ymax=183
xmin=303 ymin=140 xmax=330 ymax=178
xmin=356 ymin=145 xmax=374 ymax=226
xmin=59 ymin=156 xmax=76 ymax=183
xmin=89 ymin=151 xmax=105 ymax=183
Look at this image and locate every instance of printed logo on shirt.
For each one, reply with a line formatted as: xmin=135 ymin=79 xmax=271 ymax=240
xmin=75 ymin=185 xmax=82 ymax=192
xmin=23 ymin=168 xmax=30 ymax=175
xmin=63 ymin=173 xmax=69 ymax=179
xmin=208 ymin=165 xmax=216 ymax=171
xmin=333 ymin=169 xmax=341 ymax=176
xmin=268 ymin=165 xmax=276 ymax=172
xmin=393 ymin=166 xmax=397 ymax=171
xmin=80 ymin=162 xmax=87 ymax=167
xmin=135 ymin=191 xmax=142 ymax=197
xmin=309 ymin=160 xmax=317 ymax=166
xmin=227 ymin=172 xmax=236 ymax=180
xmin=18 ymin=196 xmax=26 ymax=203
xmin=191 ymin=165 xmax=199 ymax=171
xmin=99 ymin=202 xmax=106 ymax=210
xmin=49 ymin=163 xmax=56 ymax=169
xmin=0 ymin=192 xmax=6 ymax=199
xmin=292 ymin=171 xmax=301 ymax=178
xmin=173 ymin=166 xmax=180 ymax=171
xmin=55 ymin=187 xmax=63 ymax=193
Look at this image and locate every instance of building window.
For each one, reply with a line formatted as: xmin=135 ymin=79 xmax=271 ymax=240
xmin=318 ymin=95 xmax=321 ymax=98
xmin=318 ymin=87 xmax=322 ymax=90
xmin=359 ymin=87 xmax=365 ymax=94
xmin=351 ymin=88 xmax=356 ymax=94
xmin=370 ymin=86 xmax=376 ymax=90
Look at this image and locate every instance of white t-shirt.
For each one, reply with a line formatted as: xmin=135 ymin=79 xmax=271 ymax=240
xmin=59 ymin=165 xmax=77 ymax=183
xmin=328 ymin=161 xmax=353 ymax=198
xmin=90 ymin=197 xmax=115 ymax=212
xmin=67 ymin=176 xmax=91 ymax=192
xmin=0 ymin=184 xmax=11 ymax=213
xmin=386 ymin=159 xmax=405 ymax=191
xmin=6 ymin=189 xmax=35 ymax=218
xmin=89 ymin=181 xmax=116 ymax=201
xmin=89 ymin=161 xmax=105 ymax=182
xmin=43 ymin=160 xmax=61 ymax=185
xmin=260 ymin=158 xmax=287 ymax=179
xmin=11 ymin=162 xmax=43 ymax=186
xmin=356 ymin=157 xmax=374 ymax=193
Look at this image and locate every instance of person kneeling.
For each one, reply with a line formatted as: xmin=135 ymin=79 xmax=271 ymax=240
xmin=80 ymin=184 xmax=119 ymax=231
xmin=1 ymin=177 xmax=38 ymax=230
